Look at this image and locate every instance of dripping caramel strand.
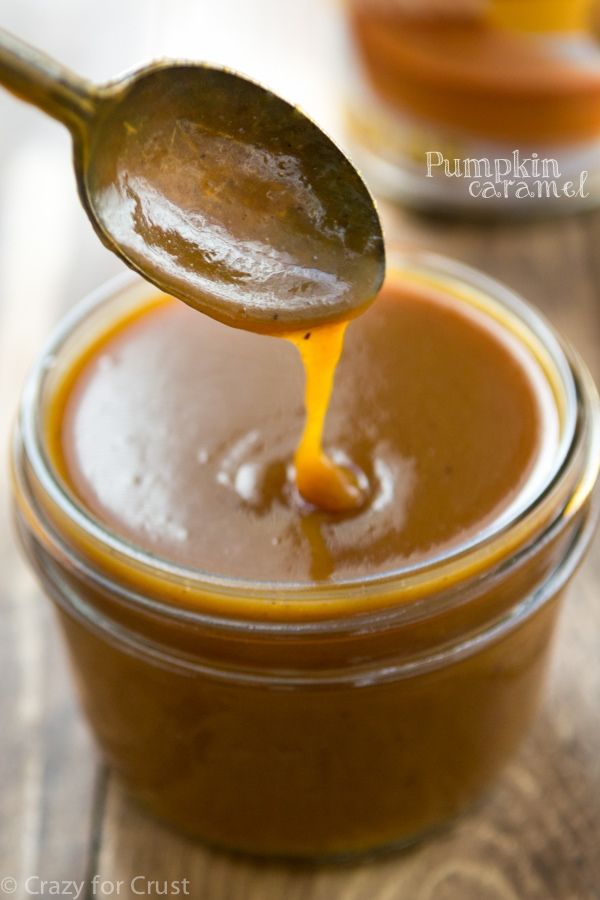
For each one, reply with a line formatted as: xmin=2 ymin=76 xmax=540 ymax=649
xmin=288 ymin=322 xmax=366 ymax=513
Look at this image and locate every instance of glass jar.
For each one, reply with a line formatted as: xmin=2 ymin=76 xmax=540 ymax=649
xmin=340 ymin=0 xmax=600 ymax=213
xmin=10 ymin=252 xmax=600 ymax=859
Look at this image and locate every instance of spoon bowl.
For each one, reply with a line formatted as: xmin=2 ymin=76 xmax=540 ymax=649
xmin=0 ymin=33 xmax=385 ymax=332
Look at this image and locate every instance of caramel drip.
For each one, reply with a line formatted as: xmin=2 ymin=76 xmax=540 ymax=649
xmin=288 ymin=322 xmax=366 ymax=513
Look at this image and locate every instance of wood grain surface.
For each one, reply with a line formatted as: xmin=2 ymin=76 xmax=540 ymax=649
xmin=1 ymin=2 xmax=600 ymax=898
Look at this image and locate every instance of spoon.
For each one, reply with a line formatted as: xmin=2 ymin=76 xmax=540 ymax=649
xmin=0 ymin=29 xmax=385 ymax=333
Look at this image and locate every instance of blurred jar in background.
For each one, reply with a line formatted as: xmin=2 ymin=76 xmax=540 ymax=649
xmin=341 ymin=0 xmax=600 ymax=212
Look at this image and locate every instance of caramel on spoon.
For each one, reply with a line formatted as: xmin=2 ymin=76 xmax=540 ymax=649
xmin=0 ymin=29 xmax=384 ymax=333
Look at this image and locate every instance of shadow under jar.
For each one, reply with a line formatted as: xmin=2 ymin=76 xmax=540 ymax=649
xmin=340 ymin=0 xmax=600 ymax=214
xmin=11 ymin=252 xmax=600 ymax=859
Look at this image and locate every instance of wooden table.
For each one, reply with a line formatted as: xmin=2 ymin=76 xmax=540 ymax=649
xmin=1 ymin=3 xmax=600 ymax=898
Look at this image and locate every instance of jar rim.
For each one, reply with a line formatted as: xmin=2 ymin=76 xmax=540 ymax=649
xmin=13 ymin=249 xmax=600 ymax=622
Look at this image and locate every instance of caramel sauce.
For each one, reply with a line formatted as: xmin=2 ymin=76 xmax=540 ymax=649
xmin=52 ymin=274 xmax=557 ymax=584
xmin=288 ymin=322 xmax=365 ymax=512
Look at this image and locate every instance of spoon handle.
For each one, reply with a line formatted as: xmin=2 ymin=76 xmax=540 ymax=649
xmin=0 ymin=28 xmax=96 ymax=134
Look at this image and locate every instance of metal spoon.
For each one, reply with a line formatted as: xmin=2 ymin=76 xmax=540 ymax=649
xmin=0 ymin=29 xmax=385 ymax=333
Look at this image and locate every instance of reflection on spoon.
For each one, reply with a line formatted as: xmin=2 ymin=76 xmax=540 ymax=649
xmin=88 ymin=67 xmax=385 ymax=333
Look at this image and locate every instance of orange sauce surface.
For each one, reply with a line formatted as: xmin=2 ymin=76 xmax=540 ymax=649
xmin=51 ymin=273 xmax=556 ymax=585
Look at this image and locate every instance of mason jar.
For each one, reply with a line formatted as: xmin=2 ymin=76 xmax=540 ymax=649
xmin=10 ymin=252 xmax=600 ymax=858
